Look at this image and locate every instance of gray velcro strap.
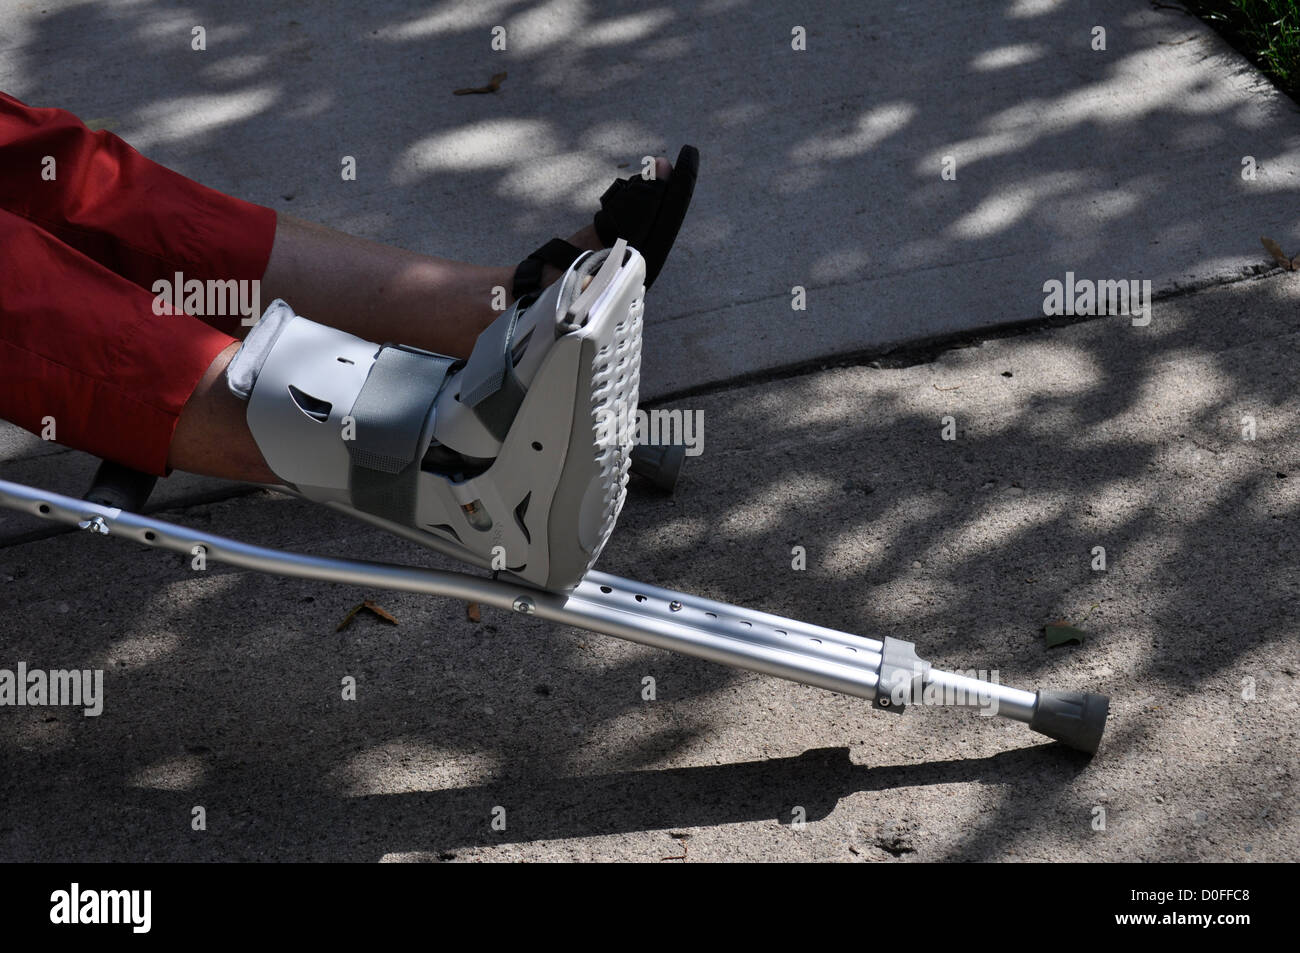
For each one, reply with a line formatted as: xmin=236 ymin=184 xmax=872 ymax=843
xmin=455 ymin=302 xmax=528 ymax=441
xmin=346 ymin=345 xmax=455 ymax=524
xmin=347 ymin=346 xmax=454 ymax=473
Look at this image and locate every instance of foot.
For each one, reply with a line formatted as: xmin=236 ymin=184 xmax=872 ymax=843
xmin=533 ymin=156 xmax=676 ymax=292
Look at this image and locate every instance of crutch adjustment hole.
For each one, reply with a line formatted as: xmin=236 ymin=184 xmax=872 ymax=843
xmin=531 ymin=441 xmax=543 ymax=451
xmin=599 ymin=585 xmax=612 ymax=593
xmin=38 ymin=504 xmax=50 ymax=514
xmin=144 ymin=531 xmax=156 ymax=541
xmin=634 ymin=594 xmax=647 ymax=603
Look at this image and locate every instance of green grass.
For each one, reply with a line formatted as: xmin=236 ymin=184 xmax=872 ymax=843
xmin=1183 ymin=1 xmax=1300 ymax=97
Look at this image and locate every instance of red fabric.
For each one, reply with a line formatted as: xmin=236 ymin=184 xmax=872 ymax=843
xmin=0 ymin=91 xmax=277 ymax=475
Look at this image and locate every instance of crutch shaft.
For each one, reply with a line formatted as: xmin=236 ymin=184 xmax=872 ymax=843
xmin=0 ymin=476 xmax=1108 ymax=752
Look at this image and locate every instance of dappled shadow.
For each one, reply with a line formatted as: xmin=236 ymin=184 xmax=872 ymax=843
xmin=1 ymin=0 xmax=1298 ymax=861
xmin=2 ymin=273 xmax=1295 ymax=861
xmin=3 ymin=0 xmax=1297 ymax=395
xmin=1 ymin=746 xmax=1093 ymax=861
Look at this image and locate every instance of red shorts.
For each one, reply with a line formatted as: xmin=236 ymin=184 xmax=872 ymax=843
xmin=0 ymin=91 xmax=277 ymax=476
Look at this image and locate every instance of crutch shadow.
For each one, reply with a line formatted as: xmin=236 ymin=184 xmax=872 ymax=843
xmin=119 ymin=743 xmax=1089 ymax=860
xmin=432 ymin=744 xmax=1086 ymax=847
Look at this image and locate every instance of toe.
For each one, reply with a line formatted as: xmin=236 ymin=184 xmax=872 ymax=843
xmin=655 ymin=156 xmax=672 ymax=181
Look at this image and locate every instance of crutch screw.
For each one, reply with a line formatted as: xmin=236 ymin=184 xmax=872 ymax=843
xmin=513 ymin=597 xmax=535 ymax=614
xmin=669 ymin=601 xmax=682 ymax=612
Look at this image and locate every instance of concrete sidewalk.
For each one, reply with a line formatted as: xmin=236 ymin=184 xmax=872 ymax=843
xmin=1 ymin=274 xmax=1295 ymax=861
xmin=1 ymin=0 xmax=1299 ymax=409
xmin=6 ymin=0 xmax=1300 ymax=529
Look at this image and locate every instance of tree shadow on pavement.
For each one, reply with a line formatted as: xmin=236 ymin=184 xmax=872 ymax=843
xmin=1 ymin=0 xmax=1298 ymax=861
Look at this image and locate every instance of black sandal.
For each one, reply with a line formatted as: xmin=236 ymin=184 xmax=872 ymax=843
xmin=512 ymin=144 xmax=699 ymax=299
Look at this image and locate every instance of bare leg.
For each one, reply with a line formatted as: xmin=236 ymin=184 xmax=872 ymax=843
xmin=168 ymin=155 xmax=674 ymax=481
xmin=256 ymin=155 xmax=670 ymax=355
xmin=166 ymin=218 xmax=600 ymax=480
xmin=258 ymin=214 xmax=609 ymax=358
xmin=167 ymin=342 xmax=279 ymax=482
xmin=162 ymin=223 xmax=598 ymax=483
xmin=165 ymin=221 xmax=595 ymax=483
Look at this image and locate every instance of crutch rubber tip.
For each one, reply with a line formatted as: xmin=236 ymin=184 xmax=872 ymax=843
xmin=630 ymin=443 xmax=686 ymax=493
xmin=1029 ymin=690 xmax=1110 ymax=755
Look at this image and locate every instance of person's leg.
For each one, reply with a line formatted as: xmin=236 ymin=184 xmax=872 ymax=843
xmin=0 ymin=91 xmax=277 ymax=314
xmin=167 ymin=342 xmax=276 ymax=482
xmin=256 ymin=214 xmax=598 ymax=359
xmin=2 ymin=90 xmax=667 ymax=359
xmin=169 ymin=158 xmax=678 ymax=476
xmin=0 ymin=90 xmax=672 ymax=482
xmin=254 ymin=162 xmax=662 ymax=358
xmin=0 ymin=209 xmax=274 ymax=483
xmin=1 ymin=92 xmax=278 ymax=481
